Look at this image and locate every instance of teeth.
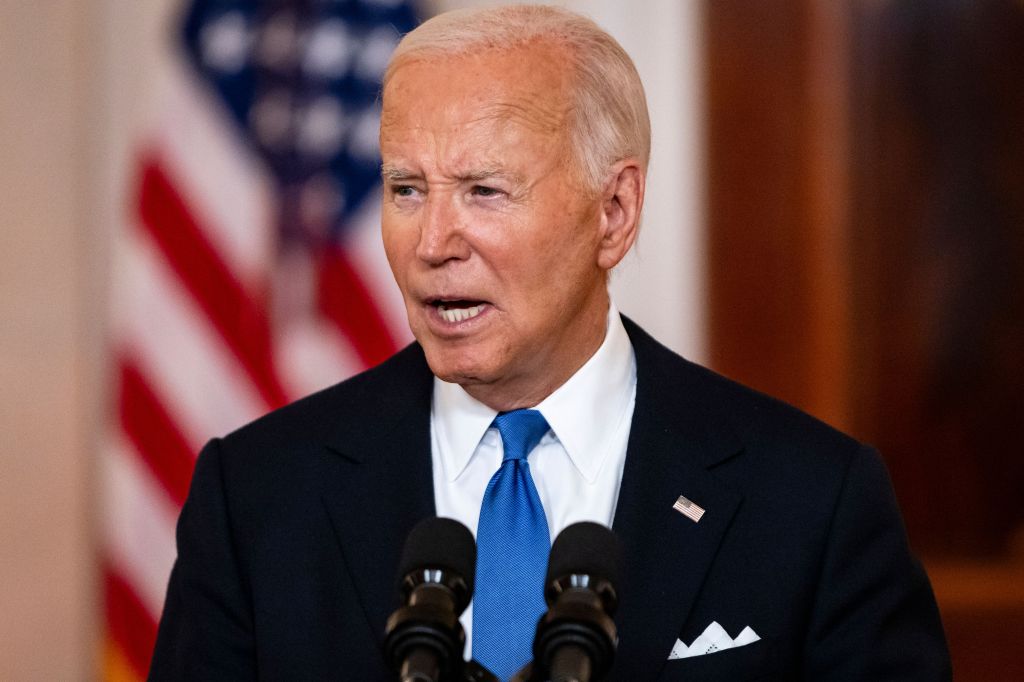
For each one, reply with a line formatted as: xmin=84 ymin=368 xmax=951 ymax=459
xmin=438 ymin=303 xmax=485 ymax=323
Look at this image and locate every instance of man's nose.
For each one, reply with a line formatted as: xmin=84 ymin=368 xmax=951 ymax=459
xmin=415 ymin=193 xmax=470 ymax=265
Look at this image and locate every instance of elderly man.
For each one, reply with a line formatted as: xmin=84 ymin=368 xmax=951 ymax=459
xmin=150 ymin=5 xmax=950 ymax=681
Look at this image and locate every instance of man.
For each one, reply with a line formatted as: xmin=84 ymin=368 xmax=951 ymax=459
xmin=150 ymin=5 xmax=950 ymax=681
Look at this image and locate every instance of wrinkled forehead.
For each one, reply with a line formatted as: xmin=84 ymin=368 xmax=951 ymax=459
xmin=380 ymin=45 xmax=573 ymax=137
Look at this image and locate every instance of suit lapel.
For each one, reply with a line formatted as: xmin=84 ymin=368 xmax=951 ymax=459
xmin=319 ymin=344 xmax=437 ymax=646
xmin=612 ymin=319 xmax=745 ymax=679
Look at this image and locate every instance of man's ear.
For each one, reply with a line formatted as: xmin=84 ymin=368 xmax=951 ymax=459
xmin=596 ymin=159 xmax=645 ymax=271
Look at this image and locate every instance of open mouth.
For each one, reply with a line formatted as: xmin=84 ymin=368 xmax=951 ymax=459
xmin=430 ymin=299 xmax=488 ymax=323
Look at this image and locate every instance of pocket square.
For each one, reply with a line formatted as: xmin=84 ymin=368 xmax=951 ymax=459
xmin=668 ymin=621 xmax=761 ymax=660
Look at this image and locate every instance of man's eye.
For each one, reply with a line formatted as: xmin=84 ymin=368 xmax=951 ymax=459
xmin=472 ymin=185 xmax=502 ymax=197
xmin=393 ymin=185 xmax=417 ymax=197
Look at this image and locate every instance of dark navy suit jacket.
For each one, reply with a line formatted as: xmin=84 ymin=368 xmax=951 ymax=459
xmin=150 ymin=317 xmax=951 ymax=680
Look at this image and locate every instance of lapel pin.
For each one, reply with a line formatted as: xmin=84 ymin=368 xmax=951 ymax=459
xmin=673 ymin=495 xmax=706 ymax=523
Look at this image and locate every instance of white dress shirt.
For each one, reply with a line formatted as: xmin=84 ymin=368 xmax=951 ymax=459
xmin=430 ymin=302 xmax=637 ymax=655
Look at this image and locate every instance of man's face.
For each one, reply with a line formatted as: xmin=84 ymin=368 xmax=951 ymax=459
xmin=380 ymin=46 xmax=611 ymax=408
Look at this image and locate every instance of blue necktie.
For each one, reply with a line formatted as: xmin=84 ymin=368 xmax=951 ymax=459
xmin=473 ymin=409 xmax=551 ymax=681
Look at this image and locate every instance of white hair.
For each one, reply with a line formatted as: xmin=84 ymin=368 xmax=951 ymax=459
xmin=383 ymin=4 xmax=651 ymax=193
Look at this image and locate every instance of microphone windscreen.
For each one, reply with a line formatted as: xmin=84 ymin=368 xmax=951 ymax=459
xmin=546 ymin=522 xmax=622 ymax=587
xmin=398 ymin=517 xmax=477 ymax=595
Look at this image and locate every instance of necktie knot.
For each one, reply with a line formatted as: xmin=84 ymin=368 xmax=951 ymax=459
xmin=493 ymin=409 xmax=550 ymax=462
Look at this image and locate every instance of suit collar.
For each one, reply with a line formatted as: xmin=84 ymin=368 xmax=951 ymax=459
xmin=619 ymin=317 xmax=744 ymax=469
xmin=611 ymin=317 xmax=745 ymax=679
xmin=322 ymin=342 xmax=435 ymax=463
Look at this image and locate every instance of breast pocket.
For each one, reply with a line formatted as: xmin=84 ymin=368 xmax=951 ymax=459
xmin=657 ymin=638 xmax=779 ymax=681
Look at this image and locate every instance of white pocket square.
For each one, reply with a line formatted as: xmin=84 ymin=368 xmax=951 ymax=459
xmin=668 ymin=621 xmax=761 ymax=660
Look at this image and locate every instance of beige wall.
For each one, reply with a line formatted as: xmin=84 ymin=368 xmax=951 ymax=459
xmin=1 ymin=0 xmax=181 ymax=674
xmin=0 ymin=1 xmax=101 ymax=678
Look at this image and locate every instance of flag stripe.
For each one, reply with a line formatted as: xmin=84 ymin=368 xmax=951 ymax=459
xmin=103 ymin=437 xmax=179 ymax=619
xmin=136 ymin=155 xmax=288 ymax=409
xmin=318 ymin=246 xmax=399 ymax=368
xmin=105 ymin=566 xmax=159 ymax=678
xmin=119 ymin=358 xmax=196 ymax=508
xmin=274 ymin=311 xmax=365 ymax=399
xmin=117 ymin=227 xmax=268 ymax=445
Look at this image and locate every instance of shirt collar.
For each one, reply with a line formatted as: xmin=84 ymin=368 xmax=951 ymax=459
xmin=432 ymin=302 xmax=637 ymax=483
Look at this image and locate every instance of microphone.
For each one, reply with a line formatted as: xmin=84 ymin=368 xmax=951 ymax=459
xmin=383 ymin=517 xmax=477 ymax=682
xmin=531 ymin=522 xmax=622 ymax=682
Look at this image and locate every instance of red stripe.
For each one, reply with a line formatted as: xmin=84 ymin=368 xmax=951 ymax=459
xmin=105 ymin=565 xmax=158 ymax=678
xmin=136 ymin=155 xmax=288 ymax=409
xmin=317 ymin=246 xmax=399 ymax=368
xmin=118 ymin=358 xmax=195 ymax=508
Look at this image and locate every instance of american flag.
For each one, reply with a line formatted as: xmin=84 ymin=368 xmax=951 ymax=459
xmin=101 ymin=1 xmax=419 ymax=678
xmin=673 ymin=495 xmax=706 ymax=523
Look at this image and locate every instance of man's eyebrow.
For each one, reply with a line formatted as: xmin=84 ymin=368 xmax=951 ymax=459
xmin=380 ymin=166 xmax=524 ymax=184
xmin=381 ymin=165 xmax=420 ymax=182
xmin=459 ymin=168 xmax=523 ymax=184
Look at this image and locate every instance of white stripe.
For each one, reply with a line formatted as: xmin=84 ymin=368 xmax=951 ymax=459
xmin=112 ymin=226 xmax=268 ymax=449
xmin=154 ymin=55 xmax=276 ymax=290
xmin=102 ymin=436 xmax=180 ymax=620
xmin=277 ymin=315 xmax=364 ymax=398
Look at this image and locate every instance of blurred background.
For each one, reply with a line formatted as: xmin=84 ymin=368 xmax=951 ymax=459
xmin=1 ymin=0 xmax=1021 ymax=679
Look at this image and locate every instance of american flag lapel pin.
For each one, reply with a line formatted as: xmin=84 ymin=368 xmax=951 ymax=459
xmin=673 ymin=495 xmax=706 ymax=523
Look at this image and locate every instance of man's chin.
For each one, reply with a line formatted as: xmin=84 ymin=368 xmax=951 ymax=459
xmin=424 ymin=363 xmax=488 ymax=389
xmin=420 ymin=344 xmax=495 ymax=388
